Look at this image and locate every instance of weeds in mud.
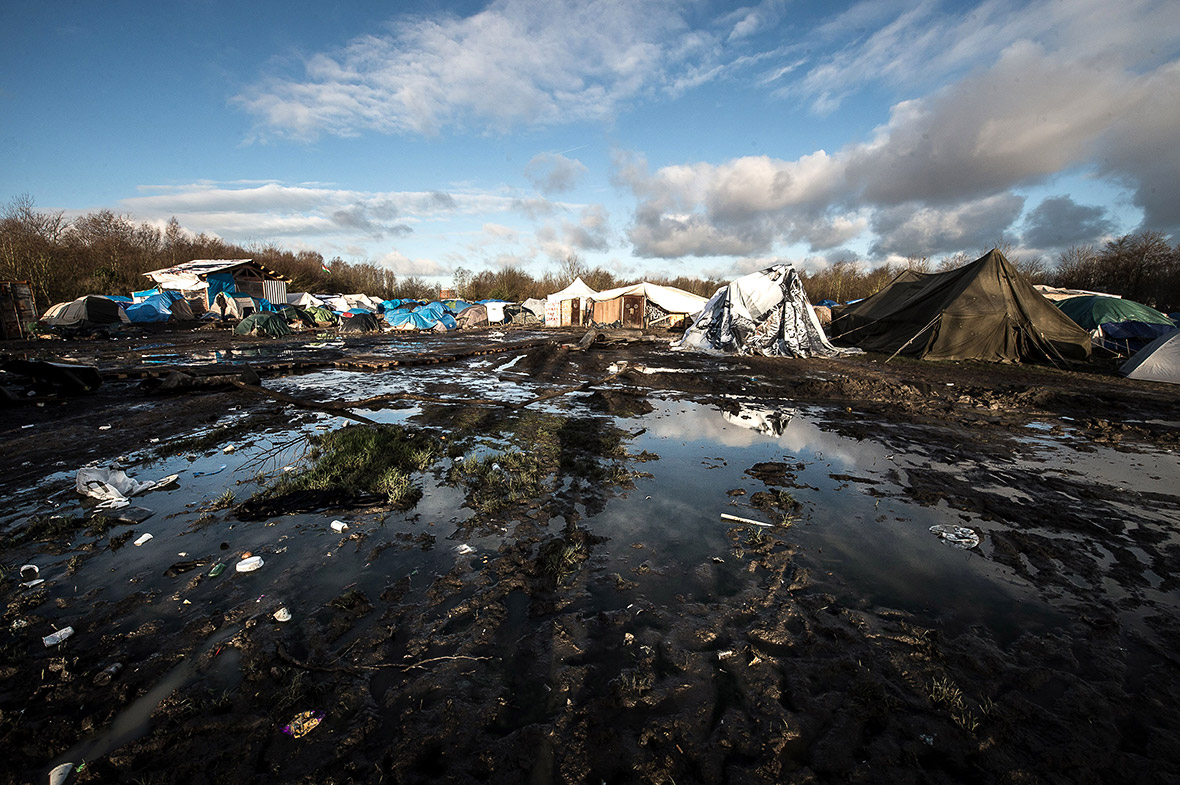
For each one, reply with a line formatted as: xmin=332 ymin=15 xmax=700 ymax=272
xmin=449 ymin=450 xmax=550 ymax=513
xmin=86 ymin=514 xmax=115 ymax=537
xmin=251 ymin=424 xmax=439 ymax=507
xmin=930 ymin=676 xmax=982 ymax=733
xmin=207 ymin=489 xmax=235 ymax=510
xmin=6 ymin=513 xmax=82 ymax=547
xmin=537 ymin=538 xmax=588 ymax=583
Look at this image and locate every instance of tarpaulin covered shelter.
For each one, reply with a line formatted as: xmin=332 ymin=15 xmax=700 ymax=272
xmin=546 ymin=277 xmax=598 ymax=327
xmin=144 ymin=259 xmax=291 ymax=312
xmin=304 ymin=305 xmax=338 ymax=325
xmin=1120 ymin=330 xmax=1180 ymax=385
xmin=42 ymin=296 xmax=130 ymax=327
xmin=233 ymin=312 xmax=291 ymax=337
xmin=212 ymin=292 xmax=256 ymax=320
xmin=455 ymin=304 xmax=489 ymax=329
xmin=678 ymin=264 xmax=851 ymax=358
xmin=287 ymin=292 xmax=323 ymax=309
xmin=589 ymin=282 xmax=706 ymax=329
xmin=1056 ymin=295 xmax=1175 ymax=354
xmin=340 ymin=312 xmax=380 ymax=332
xmin=829 ymin=250 xmax=1091 ymax=363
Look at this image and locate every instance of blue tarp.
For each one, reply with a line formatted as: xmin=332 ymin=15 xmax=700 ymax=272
xmin=816 ymin=299 xmax=839 ymax=308
xmin=443 ymin=299 xmax=473 ymax=313
xmin=386 ymin=311 xmax=437 ymax=330
xmin=206 ymin=272 xmax=236 ymax=299
xmin=380 ymin=298 xmax=421 ymax=312
xmin=132 ymin=288 xmax=160 ymax=301
xmin=346 ymin=307 xmax=374 ymax=315
xmin=1098 ymin=321 xmax=1177 ymax=353
xmin=253 ymin=297 xmax=277 ymax=313
xmin=124 ymin=293 xmax=172 ymax=323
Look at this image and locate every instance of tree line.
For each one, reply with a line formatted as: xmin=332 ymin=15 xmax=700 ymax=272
xmin=2 ymin=195 xmax=1177 ymax=315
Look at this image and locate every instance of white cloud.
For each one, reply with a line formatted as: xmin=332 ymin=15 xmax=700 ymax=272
xmin=234 ymin=0 xmax=719 ymax=139
xmin=376 ymin=250 xmax=443 ymax=276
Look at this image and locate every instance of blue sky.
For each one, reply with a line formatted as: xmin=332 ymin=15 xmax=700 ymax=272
xmin=3 ymin=0 xmax=1178 ymax=285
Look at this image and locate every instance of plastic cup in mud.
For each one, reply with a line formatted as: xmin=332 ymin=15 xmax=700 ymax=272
xmin=42 ymin=627 xmax=74 ymax=647
xmin=48 ymin=761 xmax=73 ymax=785
xmin=94 ymin=662 xmax=123 ymax=686
xmin=20 ymin=564 xmax=38 ymax=581
xmin=330 ymin=520 xmax=349 ymax=533
xmin=133 ymin=533 xmax=153 ymax=546
xmin=236 ymin=556 xmax=264 ymax=573
xmin=274 ymin=607 xmax=292 ymax=622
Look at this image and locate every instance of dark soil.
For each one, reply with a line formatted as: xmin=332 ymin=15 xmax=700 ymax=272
xmin=2 ymin=323 xmax=1179 ymax=784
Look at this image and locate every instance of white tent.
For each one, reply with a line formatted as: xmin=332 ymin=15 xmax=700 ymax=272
xmin=677 ymin=264 xmax=854 ymax=358
xmin=589 ymin=282 xmax=707 ymax=320
xmin=1120 ymin=329 xmax=1180 ymax=385
xmin=484 ymin=301 xmax=509 ymax=323
xmin=288 ymin=292 xmax=324 ymax=308
xmin=545 ymin=277 xmax=598 ymax=326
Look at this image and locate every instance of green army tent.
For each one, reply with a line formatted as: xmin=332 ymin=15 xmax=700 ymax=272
xmin=234 ymin=312 xmax=291 ymax=337
xmin=829 ymin=250 xmax=1090 ymax=363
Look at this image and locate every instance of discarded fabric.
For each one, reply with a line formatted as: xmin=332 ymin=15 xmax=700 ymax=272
xmin=75 ymin=467 xmax=178 ymax=509
xmin=929 ymin=524 xmax=981 ymax=549
xmin=283 ymin=710 xmax=325 ymax=738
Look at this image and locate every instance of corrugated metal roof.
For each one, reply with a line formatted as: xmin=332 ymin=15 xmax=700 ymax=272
xmin=143 ymin=259 xmax=292 ymax=282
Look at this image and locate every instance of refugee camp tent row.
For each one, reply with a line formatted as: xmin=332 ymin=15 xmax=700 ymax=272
xmin=144 ymin=259 xmax=291 ymax=314
xmin=679 ymin=264 xmax=853 ymax=358
xmin=588 ymin=282 xmax=707 ymax=330
xmin=829 ymin=250 xmax=1091 ymax=363
xmin=1054 ymin=295 xmax=1176 ymax=355
xmin=41 ymin=295 xmax=131 ymax=327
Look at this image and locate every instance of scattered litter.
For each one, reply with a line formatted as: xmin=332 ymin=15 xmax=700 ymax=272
xmin=192 ymin=464 xmax=227 ymax=477
xmin=48 ymin=762 xmax=74 ymax=785
xmin=222 ymin=444 xmax=236 ymax=454
xmin=75 ymin=467 xmax=179 ymax=509
xmin=236 ymin=556 xmax=264 ymax=572
xmin=274 ymin=607 xmax=292 ymax=622
xmin=208 ymin=562 xmax=226 ymax=577
xmin=133 ymin=533 xmax=153 ymax=547
xmin=929 ymin=524 xmax=981 ymax=549
xmin=455 ymin=544 xmax=475 ymax=555
xmin=720 ymin=513 xmax=774 ymax=528
xmin=920 ymin=734 xmax=935 ymax=746
xmin=43 ymin=627 xmax=74 ymax=647
xmin=21 ymin=578 xmax=45 ymax=589
xmin=98 ymin=424 xmax=111 ymax=431
xmin=21 ymin=423 xmax=34 ymax=429
xmin=93 ymin=662 xmax=123 ymax=686
xmin=164 ymin=559 xmax=207 ymax=577
xmin=711 ymin=556 xmax=725 ymax=564
xmin=11 ymin=618 xmax=30 ymax=630
xmin=623 ymin=632 xmax=635 ymax=646
xmin=150 ymin=437 xmax=160 ymax=443
xmin=717 ymin=650 xmax=736 ymax=660
xmin=330 ymin=520 xmax=349 ymax=533
xmin=20 ymin=564 xmax=39 ymax=581
xmin=282 ymin=710 xmax=325 ymax=738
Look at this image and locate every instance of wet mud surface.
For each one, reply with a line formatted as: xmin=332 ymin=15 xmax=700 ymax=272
xmin=2 ymin=324 xmax=1180 ymax=784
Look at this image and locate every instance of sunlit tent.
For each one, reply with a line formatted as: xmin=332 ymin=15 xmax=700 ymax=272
xmin=1055 ymin=295 xmax=1176 ymax=354
xmin=287 ymin=292 xmax=323 ymax=309
xmin=340 ymin=312 xmax=381 ymax=332
xmin=678 ymin=264 xmax=851 ymax=358
xmin=1120 ymin=330 xmax=1180 ymax=385
xmin=545 ymin=277 xmax=598 ymax=326
xmin=233 ymin=312 xmax=291 ymax=337
xmin=124 ymin=291 xmax=195 ymax=323
xmin=479 ymin=299 xmax=511 ymax=323
xmin=503 ymin=303 xmax=542 ymax=325
xmin=829 ymin=249 xmax=1091 ymax=363
xmin=276 ymin=304 xmax=315 ymax=327
xmin=589 ymin=282 xmax=707 ymax=329
xmin=211 ymin=292 xmax=257 ymax=320
xmin=303 ymin=305 xmax=338 ymax=325
xmin=42 ymin=295 xmax=130 ymax=327
xmin=521 ymin=298 xmax=545 ymax=319
xmin=455 ymin=304 xmax=489 ymax=329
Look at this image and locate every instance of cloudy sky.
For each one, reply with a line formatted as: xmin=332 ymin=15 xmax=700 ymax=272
xmin=3 ymin=0 xmax=1178 ymax=283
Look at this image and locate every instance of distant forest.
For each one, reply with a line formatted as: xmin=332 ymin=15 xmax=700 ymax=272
xmin=3 ymin=194 xmax=1178 ymax=314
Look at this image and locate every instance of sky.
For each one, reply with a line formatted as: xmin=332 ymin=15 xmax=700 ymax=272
xmin=3 ymin=0 xmax=1179 ymax=286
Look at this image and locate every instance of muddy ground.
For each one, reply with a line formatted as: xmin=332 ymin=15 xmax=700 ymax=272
xmin=2 ymin=323 xmax=1179 ymax=785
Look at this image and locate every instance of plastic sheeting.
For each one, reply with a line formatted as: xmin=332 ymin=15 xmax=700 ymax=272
xmin=76 ymin=467 xmax=179 ymax=509
xmin=678 ymin=264 xmax=853 ymax=358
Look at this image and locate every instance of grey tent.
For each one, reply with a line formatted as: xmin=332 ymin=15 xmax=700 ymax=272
xmin=1120 ymin=329 xmax=1180 ymax=385
xmin=233 ymin=312 xmax=291 ymax=337
xmin=678 ymin=264 xmax=849 ymax=358
xmin=339 ymin=312 xmax=380 ymax=332
xmin=41 ymin=296 xmax=130 ymax=327
xmin=455 ymin=304 xmax=489 ymax=329
xmin=829 ymin=250 xmax=1091 ymax=363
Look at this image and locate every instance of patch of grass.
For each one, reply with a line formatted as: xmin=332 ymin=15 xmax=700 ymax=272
xmin=206 ymin=489 xmax=236 ymax=511
xmin=448 ymin=450 xmax=550 ymax=513
xmin=85 ymin=514 xmax=115 ymax=537
xmin=4 ymin=513 xmax=83 ymax=547
xmin=536 ymin=537 xmax=588 ymax=584
xmin=258 ymin=424 xmax=440 ymax=507
xmin=930 ymin=676 xmax=982 ymax=734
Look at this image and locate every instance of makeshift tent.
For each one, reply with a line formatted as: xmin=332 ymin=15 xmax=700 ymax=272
xmin=521 ymin=298 xmax=545 ymax=319
xmin=589 ymin=282 xmax=707 ymax=329
xmin=546 ymin=277 xmax=598 ymax=326
xmin=829 ymin=250 xmax=1091 ymax=363
xmin=443 ymin=299 xmax=474 ymax=313
xmin=287 ymin=292 xmax=323 ymax=309
xmin=1056 ymin=295 xmax=1175 ymax=354
xmin=455 ymin=304 xmax=489 ymax=329
xmin=304 ymin=305 xmax=338 ymax=325
xmin=1120 ymin=330 xmax=1180 ymax=385
xmin=678 ymin=264 xmax=852 ymax=358
xmin=503 ymin=303 xmax=541 ymax=325
xmin=233 ymin=312 xmax=291 ymax=337
xmin=144 ymin=259 xmax=290 ymax=312
xmin=478 ymin=300 xmax=511 ymax=323
xmin=276 ymin=304 xmax=315 ymax=327
xmin=212 ymin=292 xmax=256 ymax=320
xmin=42 ymin=296 xmax=130 ymax=327
xmin=339 ymin=312 xmax=380 ymax=332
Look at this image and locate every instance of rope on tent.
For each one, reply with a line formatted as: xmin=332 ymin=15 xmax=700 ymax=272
xmin=884 ymin=313 xmax=942 ymax=363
